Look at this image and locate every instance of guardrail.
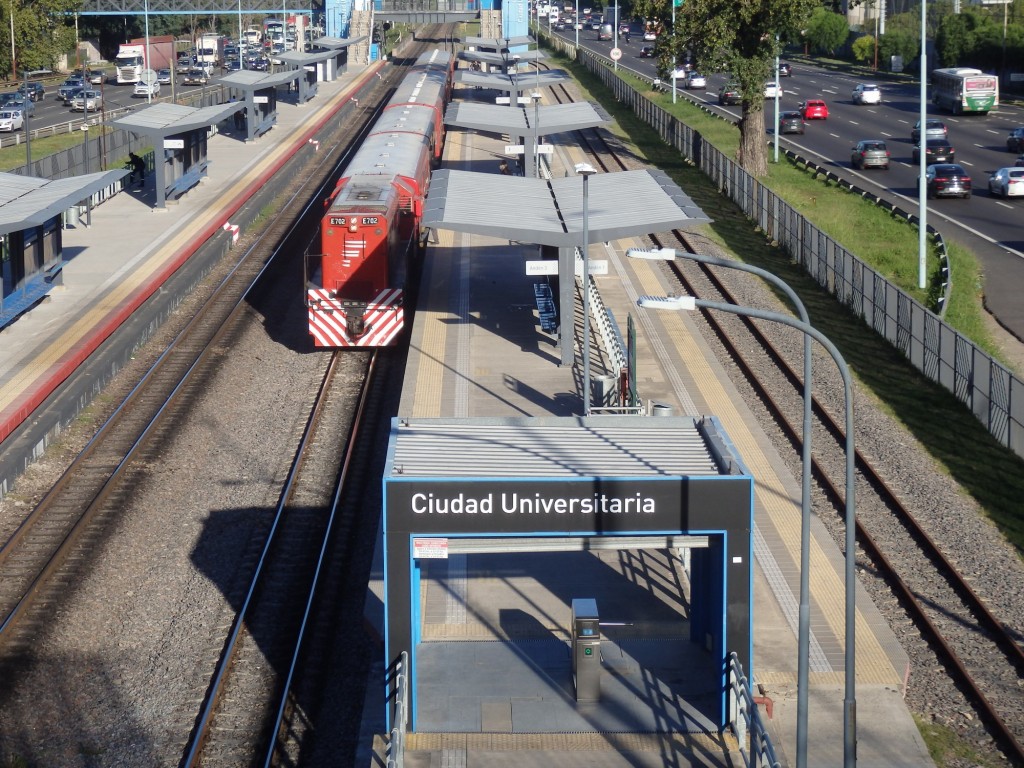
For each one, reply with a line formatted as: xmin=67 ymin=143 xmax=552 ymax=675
xmin=541 ymin=30 xmax=1024 ymax=459
xmin=386 ymin=651 xmax=410 ymax=768
xmin=728 ymin=652 xmax=782 ymax=768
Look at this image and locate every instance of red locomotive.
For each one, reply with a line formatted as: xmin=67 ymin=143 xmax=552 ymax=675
xmin=306 ymin=49 xmax=454 ymax=347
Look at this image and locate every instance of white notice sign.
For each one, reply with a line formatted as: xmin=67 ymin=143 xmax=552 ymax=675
xmin=163 ymin=139 xmax=185 ymax=149
xmin=526 ymin=260 xmax=559 ymax=275
xmin=253 ymin=95 xmax=269 ymax=104
xmin=505 ymin=145 xmax=525 ymax=154
xmin=413 ymin=538 xmax=449 ymax=559
xmin=577 ymin=260 xmax=609 ymax=276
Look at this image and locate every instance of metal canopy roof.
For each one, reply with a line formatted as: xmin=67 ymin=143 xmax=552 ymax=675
xmin=275 ymin=49 xmax=340 ymax=66
xmin=111 ymin=101 xmax=240 ymax=137
xmin=387 ymin=416 xmax=724 ymax=477
xmin=445 ymin=101 xmax=610 ymax=135
xmin=422 ymin=169 xmax=710 ymax=247
xmin=312 ymin=35 xmax=367 ymax=49
xmin=460 ymin=50 xmax=545 ymax=64
xmin=464 ymin=35 xmax=534 ymax=50
xmin=219 ymin=69 xmax=300 ymax=89
xmin=0 ymin=170 xmax=129 ymax=236
xmin=455 ymin=70 xmax=570 ymax=90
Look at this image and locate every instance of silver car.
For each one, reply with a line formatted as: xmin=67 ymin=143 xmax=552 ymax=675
xmin=71 ymin=90 xmax=102 ymax=112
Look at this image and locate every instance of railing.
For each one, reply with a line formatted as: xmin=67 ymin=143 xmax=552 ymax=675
xmin=728 ymin=652 xmax=782 ymax=768
xmin=542 ymin=31 xmax=1024 ymax=459
xmin=386 ymin=651 xmax=410 ymax=768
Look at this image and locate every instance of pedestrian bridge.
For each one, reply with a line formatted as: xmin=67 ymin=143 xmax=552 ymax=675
xmin=78 ymin=0 xmax=485 ymax=19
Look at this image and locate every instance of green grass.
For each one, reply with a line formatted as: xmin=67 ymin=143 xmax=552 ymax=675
xmin=551 ymin=52 xmax=1024 ymax=559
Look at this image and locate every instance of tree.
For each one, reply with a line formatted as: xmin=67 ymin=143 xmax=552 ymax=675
xmin=804 ymin=7 xmax=850 ymax=56
xmin=878 ymin=27 xmax=919 ymax=66
xmin=851 ymin=33 xmax=876 ymax=64
xmin=1 ymin=0 xmax=79 ymax=79
xmin=631 ymin=0 xmax=817 ymax=177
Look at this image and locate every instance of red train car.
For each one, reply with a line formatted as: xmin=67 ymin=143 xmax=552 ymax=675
xmin=306 ymin=49 xmax=454 ymax=347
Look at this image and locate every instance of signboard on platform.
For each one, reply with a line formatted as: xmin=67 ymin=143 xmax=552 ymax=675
xmin=525 ymin=260 xmax=608 ymax=276
xmin=254 ymin=95 xmax=269 ymax=104
xmin=163 ymin=139 xmax=185 ymax=149
xmin=505 ymin=145 xmax=554 ymax=155
xmin=413 ymin=538 xmax=449 ymax=559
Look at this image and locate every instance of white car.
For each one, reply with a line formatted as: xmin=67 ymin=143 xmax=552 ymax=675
xmin=685 ymin=72 xmax=707 ymax=90
xmin=988 ymin=167 xmax=1024 ymax=198
xmin=852 ymin=83 xmax=881 ymax=105
xmin=0 ymin=109 xmax=25 ymax=132
xmin=763 ymin=81 xmax=783 ymax=99
xmin=133 ymin=80 xmax=161 ymax=98
xmin=643 ymin=30 xmax=657 ymax=41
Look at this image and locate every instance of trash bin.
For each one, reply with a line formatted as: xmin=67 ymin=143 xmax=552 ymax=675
xmin=571 ymin=598 xmax=601 ymax=702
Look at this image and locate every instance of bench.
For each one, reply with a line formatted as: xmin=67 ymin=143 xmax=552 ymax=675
xmin=534 ymin=283 xmax=558 ymax=334
xmin=165 ymin=160 xmax=210 ymax=202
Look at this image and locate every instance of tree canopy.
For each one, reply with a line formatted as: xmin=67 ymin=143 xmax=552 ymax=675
xmin=630 ymin=0 xmax=819 ymax=176
xmin=2 ymin=0 xmax=79 ymax=79
xmin=805 ymin=7 xmax=850 ymax=55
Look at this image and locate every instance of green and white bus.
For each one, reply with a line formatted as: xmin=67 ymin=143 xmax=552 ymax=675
xmin=931 ymin=67 xmax=999 ymax=115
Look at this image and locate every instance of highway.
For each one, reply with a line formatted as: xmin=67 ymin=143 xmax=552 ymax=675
xmin=550 ymin=22 xmax=1024 ymax=340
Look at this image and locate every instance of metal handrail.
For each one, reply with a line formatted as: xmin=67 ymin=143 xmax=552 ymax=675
xmin=728 ymin=652 xmax=782 ymax=768
xmin=386 ymin=651 xmax=410 ymax=768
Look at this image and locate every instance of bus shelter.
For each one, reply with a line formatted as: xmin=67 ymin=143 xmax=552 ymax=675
xmin=0 ymin=169 xmax=128 ymax=327
xmin=274 ymin=49 xmax=342 ymax=101
xmin=309 ymin=35 xmax=368 ymax=77
xmin=220 ymin=69 xmax=303 ymax=143
xmin=111 ymin=102 xmax=238 ymax=210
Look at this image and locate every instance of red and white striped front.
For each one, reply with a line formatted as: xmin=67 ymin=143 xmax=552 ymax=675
xmin=307 ymin=287 xmax=404 ymax=347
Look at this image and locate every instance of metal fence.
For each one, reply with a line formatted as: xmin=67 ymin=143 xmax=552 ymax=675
xmin=544 ymin=33 xmax=1024 ymax=459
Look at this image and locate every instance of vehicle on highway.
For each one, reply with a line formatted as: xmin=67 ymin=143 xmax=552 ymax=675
xmin=58 ymin=77 xmax=85 ymax=101
xmin=553 ymin=19 xmax=566 ymax=30
xmin=931 ymin=67 xmax=998 ymax=115
xmin=912 ymin=138 xmax=955 ymax=165
xmin=1007 ymin=127 xmax=1024 ymax=153
xmin=800 ymin=99 xmax=828 ymax=119
xmin=0 ymin=109 xmax=25 ymax=132
xmin=852 ymin=83 xmax=881 ymax=105
xmin=851 ymin=139 xmax=890 ymax=170
xmin=2 ymin=94 xmax=33 ymax=116
xmin=157 ymin=68 xmax=172 ymax=84
xmin=685 ymin=71 xmax=706 ymax=90
xmin=639 ymin=45 xmax=655 ymax=57
xmin=988 ymin=167 xmax=1024 ymax=198
xmin=1016 ymin=154 xmax=1024 ymax=167
xmin=590 ymin=16 xmax=603 ymax=29
xmin=70 ymin=90 xmax=102 ymax=112
xmin=598 ymin=23 xmax=613 ymax=40
xmin=18 ymin=82 xmax=45 ymax=101
xmin=763 ymin=81 xmax=782 ymax=98
xmin=778 ymin=61 xmax=792 ymax=77
xmin=182 ymin=68 xmax=209 ymax=85
xmin=133 ymin=80 xmax=161 ymax=97
xmin=618 ymin=22 xmax=630 ymax=34
xmin=643 ymin=29 xmax=656 ymax=41
xmin=74 ymin=68 xmax=104 ymax=85
xmin=718 ymin=83 xmax=742 ymax=105
xmin=911 ymin=118 xmax=947 ymax=143
xmin=926 ymin=163 xmax=971 ymax=198
xmin=779 ymin=110 xmax=805 ymax=134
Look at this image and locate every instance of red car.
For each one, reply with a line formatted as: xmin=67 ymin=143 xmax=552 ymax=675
xmin=800 ymin=99 xmax=829 ymax=120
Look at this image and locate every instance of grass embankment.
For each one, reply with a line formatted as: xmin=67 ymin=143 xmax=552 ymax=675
xmin=555 ymin=53 xmax=1024 ymax=557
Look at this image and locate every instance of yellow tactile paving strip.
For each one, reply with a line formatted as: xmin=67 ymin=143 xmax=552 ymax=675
xmin=406 ymin=731 xmax=739 ymax=753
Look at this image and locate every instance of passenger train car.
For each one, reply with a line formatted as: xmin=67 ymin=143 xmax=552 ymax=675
xmin=306 ymin=49 xmax=454 ymax=347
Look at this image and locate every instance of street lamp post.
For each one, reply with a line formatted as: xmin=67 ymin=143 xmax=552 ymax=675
xmin=637 ymin=292 xmax=858 ymax=768
xmin=628 ymin=247 xmax=813 ymax=765
xmin=575 ymin=162 xmax=596 ymax=415
xmin=918 ymin=0 xmax=928 ymax=290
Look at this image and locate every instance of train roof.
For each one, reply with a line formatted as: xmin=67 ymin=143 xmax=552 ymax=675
xmin=344 ymin=130 xmax=431 ymax=179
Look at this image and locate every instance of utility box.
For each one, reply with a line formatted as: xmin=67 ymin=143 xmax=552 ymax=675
xmin=571 ymin=598 xmax=601 ymax=702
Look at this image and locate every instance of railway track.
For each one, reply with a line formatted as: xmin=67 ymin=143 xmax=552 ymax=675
xmin=0 ymin=31 xmax=444 ymax=763
xmin=539 ymin=71 xmax=1024 ymax=764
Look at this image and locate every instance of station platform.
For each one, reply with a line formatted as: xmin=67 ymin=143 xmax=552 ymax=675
xmin=363 ymin=75 xmax=938 ymax=768
xmin=0 ymin=62 xmax=381 ymax=466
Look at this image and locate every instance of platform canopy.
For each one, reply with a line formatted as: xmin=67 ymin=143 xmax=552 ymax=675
xmin=455 ymin=69 xmax=570 ymax=90
xmin=460 ymin=49 xmax=546 ymax=64
xmin=111 ymin=101 xmax=239 ymax=137
xmin=274 ymin=48 xmax=342 ymax=67
xmin=311 ymin=35 xmax=368 ymax=49
xmin=0 ymin=170 xmax=128 ymax=236
xmin=463 ymin=35 xmax=534 ymax=50
xmin=422 ymin=169 xmax=710 ymax=246
xmin=445 ymin=101 xmax=610 ymax=135
xmin=219 ymin=68 xmax=302 ymax=90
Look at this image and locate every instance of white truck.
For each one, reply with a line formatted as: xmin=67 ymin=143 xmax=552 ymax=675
xmin=115 ymin=44 xmax=146 ymax=84
xmin=196 ymin=34 xmax=224 ymax=72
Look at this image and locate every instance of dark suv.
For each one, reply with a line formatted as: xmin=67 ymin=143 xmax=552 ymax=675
xmin=718 ymin=83 xmax=742 ymax=105
xmin=913 ymin=138 xmax=955 ymax=165
xmin=1007 ymin=127 xmax=1024 ymax=153
xmin=926 ymin=164 xmax=971 ymax=198
xmin=18 ymin=81 xmax=45 ymax=102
